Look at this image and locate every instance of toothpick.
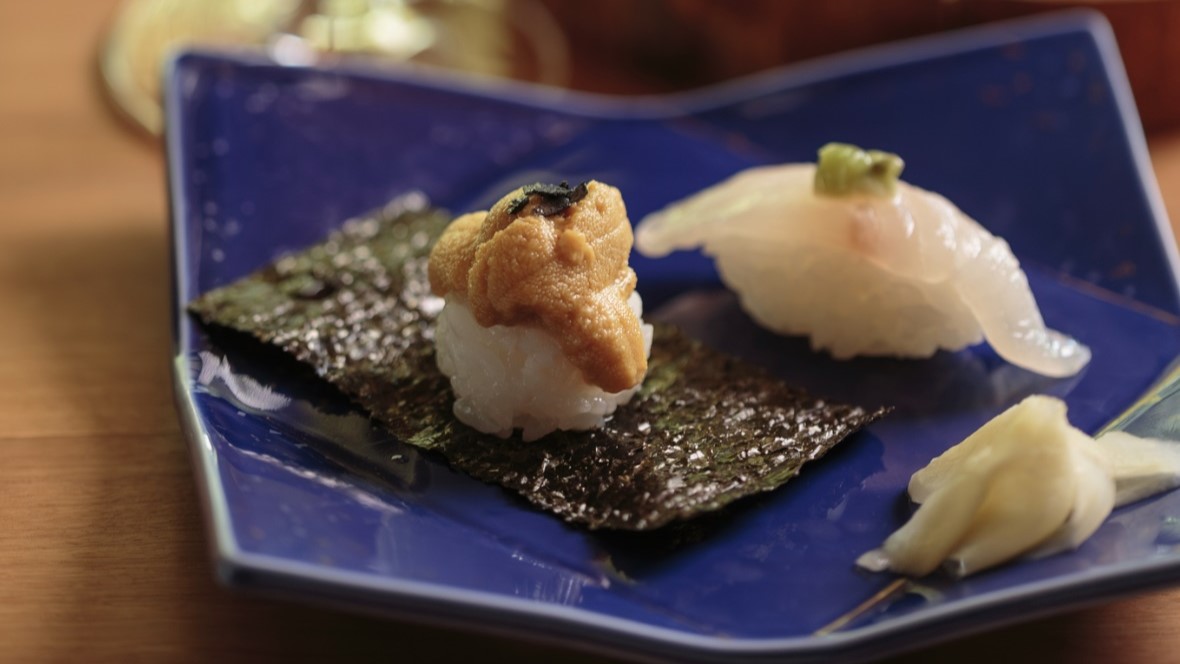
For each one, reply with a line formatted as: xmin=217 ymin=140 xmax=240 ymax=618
xmin=814 ymin=577 xmax=909 ymax=636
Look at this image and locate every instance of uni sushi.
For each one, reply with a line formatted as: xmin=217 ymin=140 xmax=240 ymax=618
xmin=188 ymin=200 xmax=888 ymax=529
xmin=428 ymin=181 xmax=654 ymax=441
xmin=634 ymin=143 xmax=1091 ymax=378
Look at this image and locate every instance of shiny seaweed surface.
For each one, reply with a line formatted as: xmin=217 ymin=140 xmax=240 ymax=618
xmin=189 ymin=202 xmax=887 ymax=530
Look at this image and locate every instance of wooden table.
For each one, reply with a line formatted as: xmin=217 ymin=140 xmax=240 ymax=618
xmin=6 ymin=2 xmax=1180 ymax=662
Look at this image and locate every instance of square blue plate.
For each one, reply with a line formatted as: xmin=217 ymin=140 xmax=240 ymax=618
xmin=168 ymin=11 xmax=1180 ymax=662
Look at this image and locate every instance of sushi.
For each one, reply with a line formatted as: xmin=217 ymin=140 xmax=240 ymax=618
xmin=428 ymin=181 xmax=654 ymax=441
xmin=634 ymin=143 xmax=1091 ymax=378
xmin=188 ymin=198 xmax=887 ymax=529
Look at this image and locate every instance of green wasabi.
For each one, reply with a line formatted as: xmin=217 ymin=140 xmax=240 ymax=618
xmin=813 ymin=142 xmax=905 ymax=197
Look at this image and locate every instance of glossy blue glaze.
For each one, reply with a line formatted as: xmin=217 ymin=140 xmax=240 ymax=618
xmin=167 ymin=11 xmax=1180 ymax=662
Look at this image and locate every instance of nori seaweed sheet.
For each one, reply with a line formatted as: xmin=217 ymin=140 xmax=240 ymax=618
xmin=189 ymin=201 xmax=888 ymax=530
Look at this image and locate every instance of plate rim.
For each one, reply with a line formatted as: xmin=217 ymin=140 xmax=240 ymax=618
xmin=164 ymin=9 xmax=1180 ymax=662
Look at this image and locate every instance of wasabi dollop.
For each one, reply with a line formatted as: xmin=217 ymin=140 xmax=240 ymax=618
xmin=813 ymin=142 xmax=904 ymax=197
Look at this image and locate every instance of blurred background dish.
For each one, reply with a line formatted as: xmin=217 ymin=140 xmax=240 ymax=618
xmin=99 ymin=0 xmax=570 ymax=135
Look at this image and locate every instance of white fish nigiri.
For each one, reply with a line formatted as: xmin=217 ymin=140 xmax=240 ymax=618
xmin=634 ymin=144 xmax=1090 ymax=378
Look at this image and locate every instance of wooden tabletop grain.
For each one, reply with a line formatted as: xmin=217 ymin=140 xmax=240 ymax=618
xmin=6 ymin=2 xmax=1180 ymax=662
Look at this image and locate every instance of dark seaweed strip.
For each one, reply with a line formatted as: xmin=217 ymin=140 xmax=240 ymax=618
xmin=506 ymin=181 xmax=589 ymax=216
xmin=189 ymin=202 xmax=888 ymax=530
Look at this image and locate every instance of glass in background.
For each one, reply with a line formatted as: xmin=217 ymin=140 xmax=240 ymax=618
xmin=99 ymin=0 xmax=570 ymax=136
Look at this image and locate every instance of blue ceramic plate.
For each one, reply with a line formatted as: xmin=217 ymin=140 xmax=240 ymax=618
xmin=168 ymin=11 xmax=1180 ymax=662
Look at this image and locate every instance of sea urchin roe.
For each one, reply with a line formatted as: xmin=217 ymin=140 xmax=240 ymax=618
xmin=428 ymin=181 xmax=647 ymax=393
xmin=813 ymin=142 xmax=905 ymax=197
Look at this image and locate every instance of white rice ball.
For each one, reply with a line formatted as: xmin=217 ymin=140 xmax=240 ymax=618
xmin=711 ymin=241 xmax=983 ymax=359
xmin=434 ymin=292 xmax=654 ymax=441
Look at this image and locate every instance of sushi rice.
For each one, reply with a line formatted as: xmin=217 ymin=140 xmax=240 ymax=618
xmin=435 ymin=291 xmax=654 ymax=441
